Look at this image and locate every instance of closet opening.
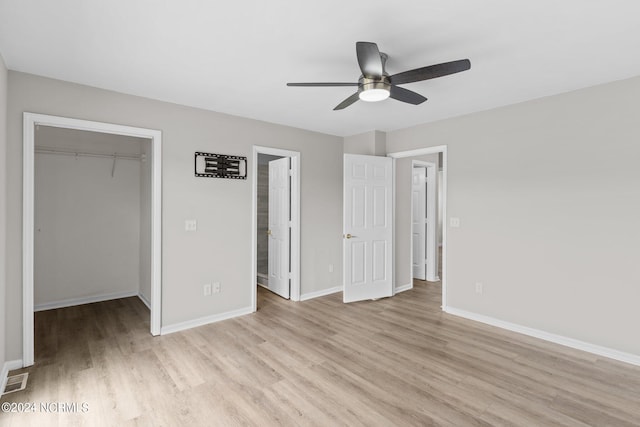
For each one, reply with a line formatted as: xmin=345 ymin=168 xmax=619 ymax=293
xmin=22 ymin=113 xmax=162 ymax=367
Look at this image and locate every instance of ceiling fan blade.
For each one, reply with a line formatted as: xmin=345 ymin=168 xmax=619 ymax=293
xmin=390 ymin=85 xmax=427 ymax=105
xmin=356 ymin=41 xmax=383 ymax=78
xmin=390 ymin=59 xmax=471 ymax=85
xmin=334 ymin=92 xmax=360 ymax=110
xmin=287 ymin=82 xmax=358 ymax=87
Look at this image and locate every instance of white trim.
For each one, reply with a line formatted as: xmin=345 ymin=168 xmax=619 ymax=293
xmin=34 ymin=290 xmax=138 ymax=311
xmin=394 ymin=283 xmax=413 ymax=294
xmin=444 ymin=307 xmax=640 ymax=367
xmin=387 ymin=145 xmax=448 ymax=309
xmin=1 ymin=360 xmax=24 ymax=395
xmin=22 ymin=115 xmax=35 ymax=368
xmin=161 ymin=306 xmax=253 ymax=335
xmin=23 ymin=113 xmax=163 ymax=367
xmin=300 ymin=286 xmax=342 ymax=301
xmin=138 ymin=293 xmax=151 ymax=310
xmin=391 ymin=156 xmax=397 ymax=293
xmin=0 ymin=365 xmax=7 ymax=393
xmin=251 ymin=146 xmax=301 ymax=312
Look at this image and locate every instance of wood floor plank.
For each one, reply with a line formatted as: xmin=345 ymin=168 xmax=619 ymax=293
xmin=3 ymin=281 xmax=640 ymax=426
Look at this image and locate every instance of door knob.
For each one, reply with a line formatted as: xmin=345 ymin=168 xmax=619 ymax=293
xmin=267 ymin=230 xmax=272 ymax=235
xmin=344 ymin=233 xmax=355 ymax=239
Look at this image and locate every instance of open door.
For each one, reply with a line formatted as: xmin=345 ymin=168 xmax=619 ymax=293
xmin=412 ymin=167 xmax=427 ymax=280
xmin=268 ymin=157 xmax=290 ymax=299
xmin=343 ymin=154 xmax=393 ymax=303
xmin=425 ymin=164 xmax=438 ymax=281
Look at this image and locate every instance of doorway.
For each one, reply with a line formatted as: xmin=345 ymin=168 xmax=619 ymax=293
xmin=22 ymin=113 xmax=162 ymax=367
xmin=251 ymin=146 xmax=301 ymax=310
xmin=387 ymin=146 xmax=448 ymax=308
xmin=256 ymin=153 xmax=289 ymax=299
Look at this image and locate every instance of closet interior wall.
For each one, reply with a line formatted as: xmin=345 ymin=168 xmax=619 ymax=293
xmin=34 ymin=126 xmax=146 ymax=310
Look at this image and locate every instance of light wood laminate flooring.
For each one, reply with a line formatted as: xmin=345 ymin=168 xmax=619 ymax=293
xmin=2 ymin=281 xmax=640 ymax=426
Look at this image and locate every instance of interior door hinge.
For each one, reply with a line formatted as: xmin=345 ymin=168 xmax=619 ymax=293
xmin=288 ymin=221 xmax=293 ymax=228
xmin=288 ymin=169 xmax=293 ymax=176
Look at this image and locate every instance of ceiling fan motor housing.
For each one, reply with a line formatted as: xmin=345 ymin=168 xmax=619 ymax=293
xmin=358 ymin=75 xmax=391 ymax=101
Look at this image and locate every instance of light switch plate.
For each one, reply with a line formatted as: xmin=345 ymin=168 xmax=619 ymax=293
xmin=185 ymin=219 xmax=197 ymax=231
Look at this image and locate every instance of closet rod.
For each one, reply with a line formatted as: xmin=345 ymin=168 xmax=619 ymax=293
xmin=35 ymin=148 xmax=142 ymax=161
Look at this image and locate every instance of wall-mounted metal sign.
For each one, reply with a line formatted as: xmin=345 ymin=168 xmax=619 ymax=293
xmin=194 ymin=152 xmax=247 ymax=180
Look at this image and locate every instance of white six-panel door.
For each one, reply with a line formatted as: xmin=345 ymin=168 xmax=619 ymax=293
xmin=268 ymin=157 xmax=290 ymax=299
xmin=412 ymin=167 xmax=427 ymax=280
xmin=343 ymin=154 xmax=393 ymax=303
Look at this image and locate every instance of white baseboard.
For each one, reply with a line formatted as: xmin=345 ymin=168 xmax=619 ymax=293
xmin=300 ymin=286 xmax=342 ymax=301
xmin=444 ymin=307 xmax=640 ymax=367
xmin=1 ymin=360 xmax=24 ymax=395
xmin=160 ymin=306 xmax=254 ymax=335
xmin=395 ymin=283 xmax=413 ymax=294
xmin=34 ymin=290 xmax=139 ymax=311
xmin=138 ymin=293 xmax=151 ymax=310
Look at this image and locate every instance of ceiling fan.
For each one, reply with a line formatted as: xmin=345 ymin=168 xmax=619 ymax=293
xmin=287 ymin=41 xmax=471 ymax=110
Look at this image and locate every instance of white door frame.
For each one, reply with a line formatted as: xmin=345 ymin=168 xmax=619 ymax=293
xmin=387 ymin=145 xmax=448 ymax=308
xmin=23 ymin=113 xmax=163 ymax=367
xmin=251 ymin=146 xmax=301 ymax=309
xmin=412 ymin=160 xmax=438 ymax=282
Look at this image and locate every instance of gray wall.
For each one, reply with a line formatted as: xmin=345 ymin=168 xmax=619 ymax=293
xmin=386 ymin=75 xmax=640 ymax=357
xmin=0 ymin=54 xmax=7 ymax=370
xmin=343 ymin=130 xmax=386 ymax=156
xmin=394 ymin=154 xmax=440 ymax=288
xmin=34 ymin=128 xmax=142 ymax=307
xmin=5 ymin=72 xmax=343 ymax=361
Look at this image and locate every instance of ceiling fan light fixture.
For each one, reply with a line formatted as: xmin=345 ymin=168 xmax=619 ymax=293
xmin=359 ymin=88 xmax=390 ymax=102
xmin=358 ymin=78 xmax=391 ymax=102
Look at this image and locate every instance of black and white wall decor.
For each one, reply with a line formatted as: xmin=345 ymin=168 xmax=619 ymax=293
xmin=194 ymin=152 xmax=247 ymax=180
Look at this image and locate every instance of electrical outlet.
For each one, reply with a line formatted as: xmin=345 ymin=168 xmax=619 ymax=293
xmin=329 ymin=264 xmax=334 ymax=273
xmin=203 ymin=283 xmax=212 ymax=296
xmin=450 ymin=217 xmax=461 ymax=228
xmin=213 ymin=282 xmax=221 ymax=294
xmin=185 ymin=219 xmax=197 ymax=231
xmin=475 ymin=282 xmax=483 ymax=294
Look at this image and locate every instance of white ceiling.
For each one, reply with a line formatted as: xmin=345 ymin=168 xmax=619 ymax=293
xmin=1 ymin=0 xmax=640 ymax=137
